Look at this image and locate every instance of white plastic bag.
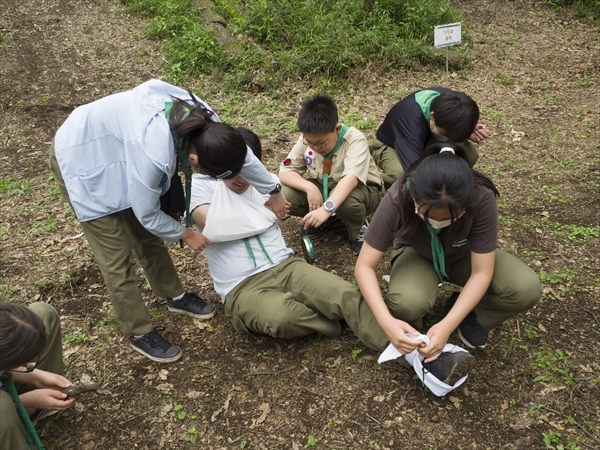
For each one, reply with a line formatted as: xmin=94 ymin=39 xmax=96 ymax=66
xmin=378 ymin=334 xmax=469 ymax=397
xmin=202 ymin=180 xmax=277 ymax=242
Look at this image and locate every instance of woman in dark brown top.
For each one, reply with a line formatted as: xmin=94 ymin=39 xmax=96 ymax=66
xmin=355 ymin=143 xmax=541 ymax=364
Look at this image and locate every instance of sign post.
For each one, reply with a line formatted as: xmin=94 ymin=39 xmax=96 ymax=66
xmin=434 ymin=22 xmax=461 ymax=77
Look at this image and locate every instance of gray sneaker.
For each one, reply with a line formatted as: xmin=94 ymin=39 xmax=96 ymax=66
xmin=423 ymin=351 xmax=476 ymax=385
xmin=30 ymin=409 xmax=59 ymax=426
xmin=130 ymin=327 xmax=182 ymax=363
xmin=351 ymin=220 xmax=369 ymax=255
xmin=167 ymin=292 xmax=215 ymax=320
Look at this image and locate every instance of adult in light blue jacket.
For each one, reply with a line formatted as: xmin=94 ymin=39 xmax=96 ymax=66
xmin=50 ymin=79 xmax=287 ymax=363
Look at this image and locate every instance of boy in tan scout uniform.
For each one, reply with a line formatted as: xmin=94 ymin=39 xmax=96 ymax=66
xmin=279 ymin=94 xmax=383 ymax=254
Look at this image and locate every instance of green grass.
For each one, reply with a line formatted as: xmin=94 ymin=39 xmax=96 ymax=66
xmin=121 ymin=0 xmax=460 ymax=88
xmin=0 ymin=176 xmax=32 ymax=197
xmin=529 ymin=346 xmax=575 ymax=384
xmin=0 ymin=277 xmax=18 ymax=302
xmin=543 ymin=0 xmax=600 ymax=25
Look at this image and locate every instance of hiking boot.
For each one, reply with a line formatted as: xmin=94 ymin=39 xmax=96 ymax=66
xmin=167 ymin=292 xmax=215 ymax=320
xmin=423 ymin=351 xmax=476 ymax=386
xmin=130 ymin=327 xmax=182 ymax=363
xmin=443 ymin=292 xmax=488 ymax=349
xmin=351 ymin=220 xmax=369 ymax=255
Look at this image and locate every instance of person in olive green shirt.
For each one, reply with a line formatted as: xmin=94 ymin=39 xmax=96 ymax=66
xmin=279 ymin=94 xmax=383 ymax=254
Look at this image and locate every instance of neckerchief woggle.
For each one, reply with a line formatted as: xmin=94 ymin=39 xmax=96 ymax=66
xmin=406 ymin=178 xmax=447 ymax=283
xmin=414 ymin=90 xmax=442 ymax=123
xmin=165 ymin=102 xmax=194 ymax=227
xmin=0 ymin=371 xmax=46 ymax=450
xmin=321 ymin=124 xmax=348 ymax=201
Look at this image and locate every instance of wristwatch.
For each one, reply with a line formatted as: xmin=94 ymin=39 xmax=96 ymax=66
xmin=323 ymin=200 xmax=336 ymax=213
xmin=269 ymin=183 xmax=282 ymax=195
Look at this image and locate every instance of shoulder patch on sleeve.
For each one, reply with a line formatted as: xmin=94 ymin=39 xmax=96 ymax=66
xmin=283 ymin=158 xmax=292 ymax=166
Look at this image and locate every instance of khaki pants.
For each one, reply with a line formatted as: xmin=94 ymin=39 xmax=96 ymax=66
xmin=50 ymin=143 xmax=183 ymax=337
xmin=0 ymin=303 xmax=64 ymax=449
xmin=370 ymin=139 xmax=479 ymax=190
xmin=282 ymin=181 xmax=382 ymax=240
xmin=224 ymin=257 xmax=389 ymax=351
xmin=386 ymin=247 xmax=542 ymax=330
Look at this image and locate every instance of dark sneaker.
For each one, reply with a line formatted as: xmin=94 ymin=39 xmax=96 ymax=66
xmin=297 ymin=215 xmax=344 ymax=237
xmin=351 ymin=220 xmax=369 ymax=255
xmin=423 ymin=351 xmax=476 ymax=385
xmin=129 ymin=327 xmax=182 ymax=363
xmin=297 ymin=223 xmax=326 ymax=237
xmin=167 ymin=292 xmax=215 ymax=320
xmin=443 ymin=292 xmax=488 ymax=349
xmin=30 ymin=409 xmax=58 ymax=426
xmin=326 ymin=215 xmax=345 ymax=229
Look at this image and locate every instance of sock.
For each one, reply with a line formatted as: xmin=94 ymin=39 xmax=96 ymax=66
xmin=171 ymin=292 xmax=185 ymax=301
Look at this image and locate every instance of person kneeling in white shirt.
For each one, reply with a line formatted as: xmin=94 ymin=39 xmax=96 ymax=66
xmin=190 ymin=169 xmax=387 ymax=351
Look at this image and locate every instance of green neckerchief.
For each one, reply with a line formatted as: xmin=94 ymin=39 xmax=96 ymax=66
xmin=0 ymin=371 xmax=46 ymax=450
xmin=321 ymin=124 xmax=349 ymax=201
xmin=165 ymin=102 xmax=194 ymax=227
xmin=406 ymin=177 xmax=447 ymax=283
xmin=243 ymin=235 xmax=274 ymax=268
xmin=414 ymin=90 xmax=442 ymax=123
xmin=426 ymin=223 xmax=448 ymax=283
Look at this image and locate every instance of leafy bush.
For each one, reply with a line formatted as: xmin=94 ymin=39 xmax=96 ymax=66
xmin=121 ymin=0 xmax=460 ymax=86
xmin=543 ymin=0 xmax=600 ymax=24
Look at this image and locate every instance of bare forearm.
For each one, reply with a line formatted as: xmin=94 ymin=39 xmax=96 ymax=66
xmin=328 ymin=175 xmax=358 ymax=206
xmin=279 ymin=171 xmax=315 ymax=192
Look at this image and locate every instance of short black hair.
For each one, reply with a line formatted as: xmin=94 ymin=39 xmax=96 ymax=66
xmin=236 ymin=127 xmax=262 ymax=161
xmin=431 ymin=91 xmax=479 ymax=143
xmin=297 ymin=94 xmax=338 ymax=135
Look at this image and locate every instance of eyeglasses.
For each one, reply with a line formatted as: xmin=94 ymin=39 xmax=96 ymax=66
xmin=11 ymin=357 xmax=38 ymax=373
xmin=302 ymin=132 xmax=333 ymax=150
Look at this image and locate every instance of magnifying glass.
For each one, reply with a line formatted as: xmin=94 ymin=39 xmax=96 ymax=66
xmin=301 ymin=235 xmax=315 ymax=264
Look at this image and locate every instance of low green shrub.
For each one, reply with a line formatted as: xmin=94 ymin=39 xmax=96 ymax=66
xmin=121 ymin=0 xmax=460 ymax=87
xmin=543 ymin=0 xmax=600 ymax=25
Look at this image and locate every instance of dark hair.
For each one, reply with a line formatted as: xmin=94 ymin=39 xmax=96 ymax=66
xmin=0 ymin=303 xmax=46 ymax=371
xmin=397 ymin=143 xmax=498 ymax=237
xmin=431 ymin=91 xmax=479 ymax=143
xmin=297 ymin=94 xmax=338 ymax=135
xmin=169 ymin=93 xmax=247 ymax=179
xmin=236 ymin=127 xmax=262 ymax=161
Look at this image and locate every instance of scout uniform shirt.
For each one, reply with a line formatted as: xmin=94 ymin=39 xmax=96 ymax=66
xmin=280 ymin=126 xmax=382 ymax=190
xmin=376 ymin=87 xmax=452 ymax=170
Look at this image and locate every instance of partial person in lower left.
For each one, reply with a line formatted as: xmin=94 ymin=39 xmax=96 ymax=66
xmin=0 ymin=302 xmax=76 ymax=450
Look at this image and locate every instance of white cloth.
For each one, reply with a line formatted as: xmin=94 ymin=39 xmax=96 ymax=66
xmin=190 ymin=175 xmax=293 ymax=300
xmin=202 ymin=180 xmax=277 ymax=242
xmin=54 ymin=79 xmax=279 ymax=242
xmin=378 ymin=334 xmax=469 ymax=397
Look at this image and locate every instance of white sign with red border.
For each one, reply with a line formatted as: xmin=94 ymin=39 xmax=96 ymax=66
xmin=434 ymin=23 xmax=461 ymax=48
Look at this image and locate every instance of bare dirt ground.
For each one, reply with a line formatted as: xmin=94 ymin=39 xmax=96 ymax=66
xmin=1 ymin=0 xmax=599 ymax=449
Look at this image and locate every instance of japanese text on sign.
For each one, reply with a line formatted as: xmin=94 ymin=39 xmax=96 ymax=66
xmin=434 ymin=23 xmax=461 ymax=48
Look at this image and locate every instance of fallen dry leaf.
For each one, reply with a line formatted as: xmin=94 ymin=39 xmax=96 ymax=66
xmin=250 ymin=402 xmax=271 ymax=428
xmin=211 ymin=392 xmax=233 ymax=422
xmin=449 ymin=396 xmax=462 ymax=410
